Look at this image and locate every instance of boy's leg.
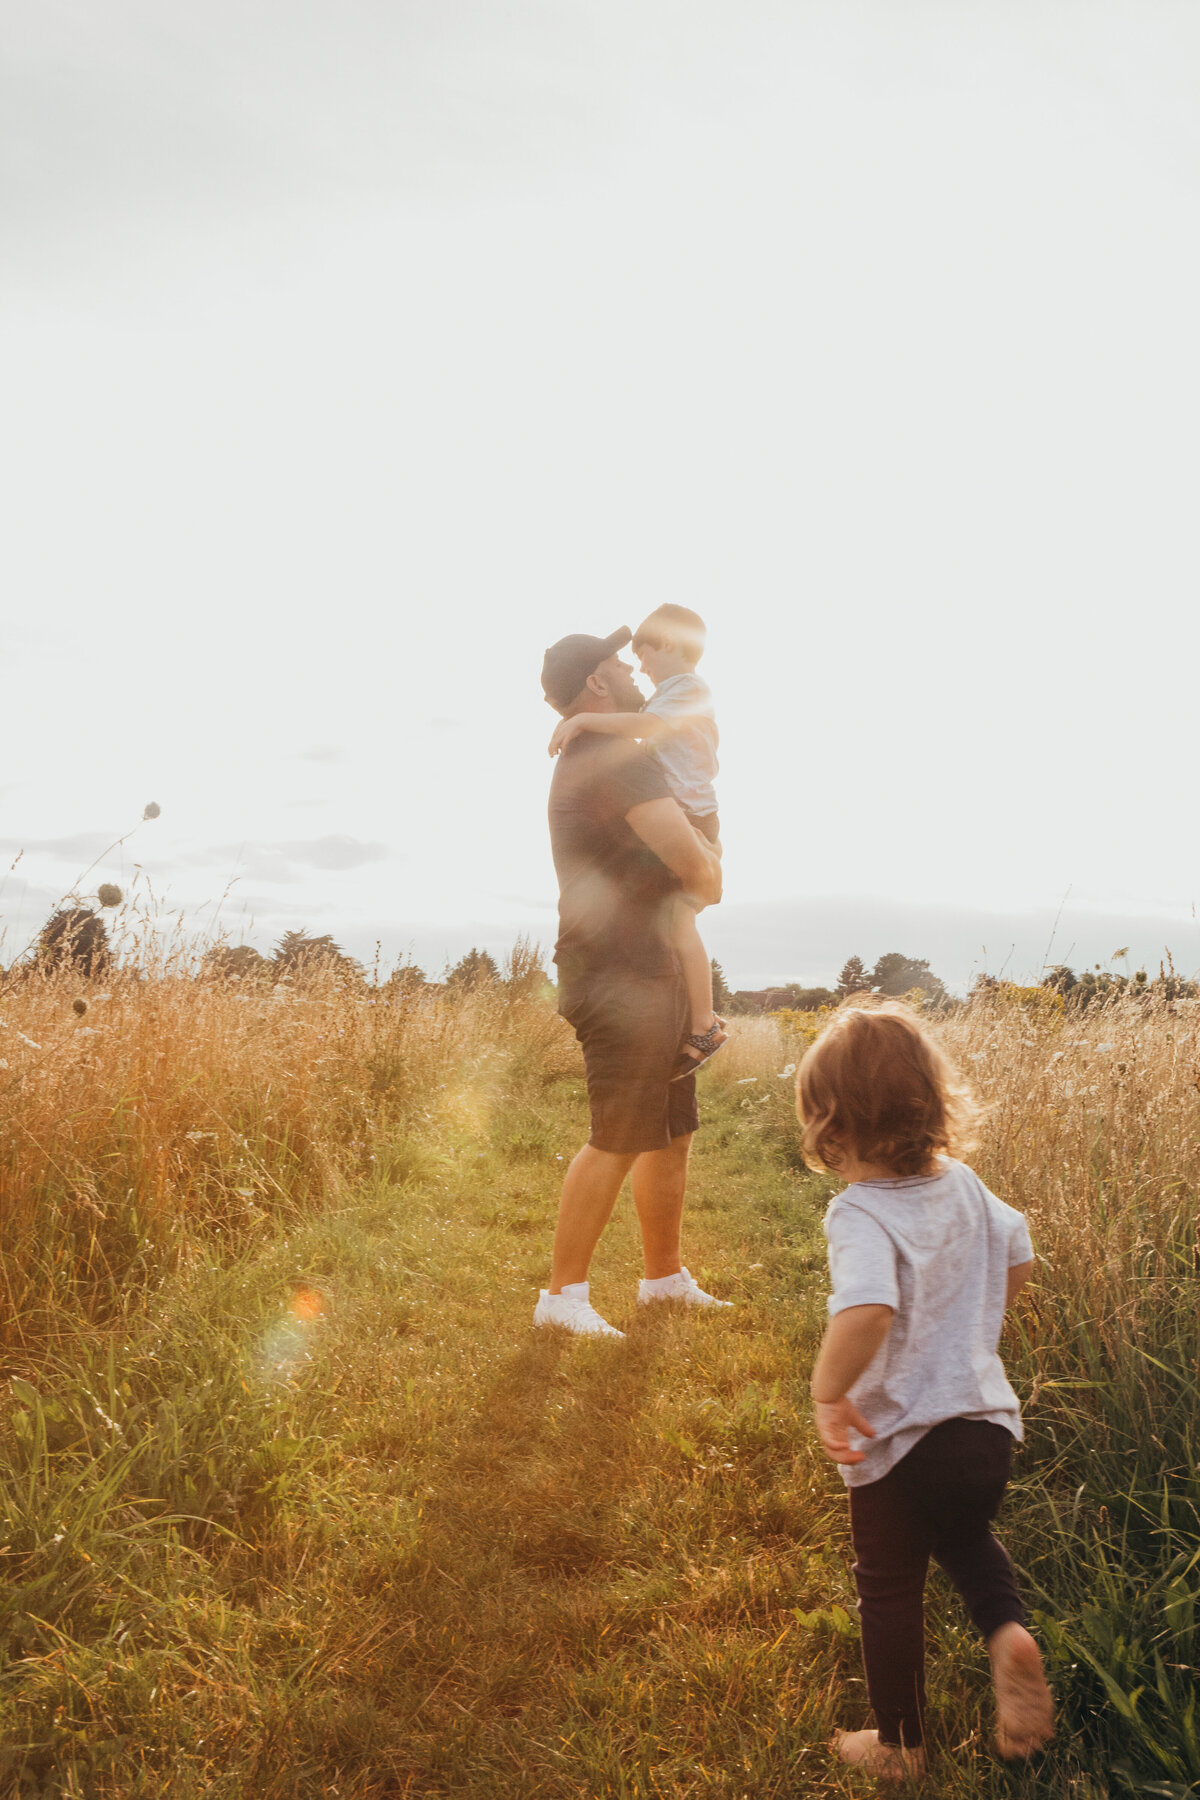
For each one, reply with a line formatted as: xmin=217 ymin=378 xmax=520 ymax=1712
xmin=920 ymin=1422 xmax=1024 ymax=1638
xmin=848 ymin=1472 xmax=932 ymax=1750
xmin=917 ymin=1421 xmax=1054 ymax=1758
xmin=670 ymin=898 xmax=723 ymax=1041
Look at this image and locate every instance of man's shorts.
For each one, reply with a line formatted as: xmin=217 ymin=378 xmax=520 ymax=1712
xmin=559 ymin=969 xmax=699 ymax=1155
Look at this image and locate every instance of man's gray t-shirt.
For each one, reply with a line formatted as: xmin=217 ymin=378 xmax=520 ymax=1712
xmin=823 ymin=1158 xmax=1034 ymax=1487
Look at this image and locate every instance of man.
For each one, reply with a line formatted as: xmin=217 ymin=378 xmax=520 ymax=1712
xmin=534 ymin=626 xmax=730 ymax=1338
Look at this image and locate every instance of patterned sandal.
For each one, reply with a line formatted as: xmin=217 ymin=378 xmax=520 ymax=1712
xmin=670 ymin=1017 xmax=727 ymax=1082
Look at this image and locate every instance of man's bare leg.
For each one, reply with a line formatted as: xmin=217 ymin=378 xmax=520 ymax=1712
xmin=549 ymin=1144 xmax=637 ymax=1292
xmin=630 ymin=1133 xmax=692 ymax=1280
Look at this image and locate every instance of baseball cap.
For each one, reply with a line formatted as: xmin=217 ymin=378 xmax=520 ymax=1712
xmin=540 ymin=627 xmax=632 ymax=709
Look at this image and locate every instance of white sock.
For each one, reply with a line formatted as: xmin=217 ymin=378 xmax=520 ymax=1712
xmin=641 ymin=1269 xmax=684 ymax=1295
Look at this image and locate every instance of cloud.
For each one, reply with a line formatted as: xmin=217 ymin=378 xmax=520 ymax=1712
xmin=195 ymin=837 xmax=392 ymax=884
xmin=0 ymin=832 xmax=117 ymax=862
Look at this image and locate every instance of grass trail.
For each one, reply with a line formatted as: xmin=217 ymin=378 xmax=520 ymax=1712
xmin=0 ymin=1067 xmax=1192 ymax=1797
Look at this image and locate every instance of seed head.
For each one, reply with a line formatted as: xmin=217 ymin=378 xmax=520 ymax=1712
xmin=143 ymin=802 xmax=161 ymax=820
xmin=72 ymin=998 xmax=88 ymax=1016
xmin=97 ymin=883 xmax=123 ymax=908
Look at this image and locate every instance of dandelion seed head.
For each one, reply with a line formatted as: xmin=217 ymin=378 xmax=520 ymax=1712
xmin=97 ymin=884 xmax=122 ymax=909
xmin=143 ymin=802 xmax=161 ymax=820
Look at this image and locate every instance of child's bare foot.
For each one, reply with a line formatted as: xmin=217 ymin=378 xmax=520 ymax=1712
xmin=834 ymin=1731 xmax=926 ymax=1781
xmin=989 ymin=1622 xmax=1054 ymax=1758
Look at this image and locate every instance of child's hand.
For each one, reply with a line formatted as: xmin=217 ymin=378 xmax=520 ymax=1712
xmin=548 ymin=716 xmax=583 ymax=757
xmin=813 ymin=1397 xmax=876 ymax=1465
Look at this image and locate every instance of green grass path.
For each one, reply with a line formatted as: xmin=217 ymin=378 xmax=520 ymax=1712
xmin=0 ymin=1083 xmax=1135 ymax=1797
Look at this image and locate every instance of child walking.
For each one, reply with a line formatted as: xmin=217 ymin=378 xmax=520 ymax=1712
xmin=549 ymin=603 xmax=724 ymax=1078
xmin=797 ymin=1002 xmax=1054 ymax=1779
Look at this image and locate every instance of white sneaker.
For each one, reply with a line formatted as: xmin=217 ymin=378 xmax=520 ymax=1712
xmin=533 ymin=1282 xmax=625 ymax=1338
xmin=637 ymin=1266 xmax=733 ymax=1308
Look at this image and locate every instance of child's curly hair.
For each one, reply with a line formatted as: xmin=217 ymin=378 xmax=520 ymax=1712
xmin=796 ymin=1000 xmax=979 ymax=1177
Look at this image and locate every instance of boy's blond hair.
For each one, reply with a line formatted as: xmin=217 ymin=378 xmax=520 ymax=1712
xmin=631 ymin=604 xmax=706 ymax=668
xmin=796 ymin=1000 xmax=979 ymax=1178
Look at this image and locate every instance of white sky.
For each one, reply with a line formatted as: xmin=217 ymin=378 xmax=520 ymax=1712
xmin=3 ymin=1 xmax=1199 ymax=988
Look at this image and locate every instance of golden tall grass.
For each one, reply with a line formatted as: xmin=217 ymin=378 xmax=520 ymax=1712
xmin=0 ymin=960 xmax=577 ymax=1348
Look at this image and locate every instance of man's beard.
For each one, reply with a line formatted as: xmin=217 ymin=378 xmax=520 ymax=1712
xmin=612 ymin=676 xmax=645 ymax=714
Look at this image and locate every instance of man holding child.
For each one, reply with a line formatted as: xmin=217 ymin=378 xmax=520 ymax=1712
xmin=533 ymin=622 xmax=728 ymax=1338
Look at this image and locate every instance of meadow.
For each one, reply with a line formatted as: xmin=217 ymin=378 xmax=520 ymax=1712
xmin=0 ymin=957 xmax=1197 ymax=1798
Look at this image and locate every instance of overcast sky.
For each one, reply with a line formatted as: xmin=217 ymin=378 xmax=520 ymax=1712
xmin=3 ymin=1 xmax=1198 ymax=989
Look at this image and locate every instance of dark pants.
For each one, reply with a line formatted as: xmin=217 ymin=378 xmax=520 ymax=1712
xmin=848 ymin=1418 xmax=1025 ymax=1748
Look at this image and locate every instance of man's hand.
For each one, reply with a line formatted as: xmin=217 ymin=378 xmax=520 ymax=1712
xmin=549 ymin=716 xmax=586 ymax=757
xmin=813 ymin=1397 xmax=876 ymax=1465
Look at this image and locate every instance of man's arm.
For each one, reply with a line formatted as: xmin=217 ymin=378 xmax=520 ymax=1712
xmin=549 ymin=712 xmax=671 ymax=757
xmin=624 ymin=797 xmax=722 ymax=908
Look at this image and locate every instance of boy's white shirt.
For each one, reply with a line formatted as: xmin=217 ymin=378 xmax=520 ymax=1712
xmin=642 ymin=673 xmax=719 ymax=817
xmin=823 ymin=1158 xmax=1035 ymax=1487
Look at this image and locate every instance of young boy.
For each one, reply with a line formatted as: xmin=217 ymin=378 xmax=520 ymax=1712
xmin=548 ymin=603 xmax=724 ymax=1076
xmin=797 ymin=1003 xmax=1055 ymax=1778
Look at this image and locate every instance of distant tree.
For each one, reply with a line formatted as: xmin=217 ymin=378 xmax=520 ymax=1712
xmin=504 ymin=936 xmax=550 ymax=997
xmin=38 ymin=907 xmax=111 ymax=979
xmin=445 ymin=947 xmax=500 ymax=991
xmin=1042 ymin=964 xmax=1078 ymax=997
xmin=869 ymin=952 xmax=946 ymax=1000
xmin=789 ymin=985 xmax=838 ymax=1011
xmin=273 ymin=930 xmax=361 ymax=979
xmin=836 ymin=955 xmax=871 ymax=999
xmin=384 ymin=961 xmax=427 ymax=997
xmin=711 ymin=960 xmax=734 ymax=1014
xmin=729 ymin=982 xmax=837 ymax=1014
xmin=202 ymin=944 xmax=271 ymax=982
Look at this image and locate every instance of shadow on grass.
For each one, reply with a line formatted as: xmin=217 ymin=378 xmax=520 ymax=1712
xmin=422 ymin=1311 xmax=669 ymax=1578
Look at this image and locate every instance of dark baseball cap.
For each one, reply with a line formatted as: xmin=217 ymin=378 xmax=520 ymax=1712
xmin=540 ymin=626 xmax=632 ymax=709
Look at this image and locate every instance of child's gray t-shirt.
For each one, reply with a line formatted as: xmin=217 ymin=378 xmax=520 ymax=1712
xmin=823 ymin=1158 xmax=1034 ymax=1487
xmin=643 ymin=673 xmax=719 ymax=817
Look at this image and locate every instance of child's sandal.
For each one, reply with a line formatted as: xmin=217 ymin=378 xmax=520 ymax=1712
xmin=670 ymin=1017 xmax=727 ymax=1082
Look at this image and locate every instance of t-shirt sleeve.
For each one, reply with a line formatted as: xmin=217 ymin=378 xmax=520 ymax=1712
xmin=824 ymin=1202 xmax=900 ymax=1316
xmin=605 ymin=745 xmax=671 ymax=814
xmin=1006 ymin=1209 xmax=1034 ymax=1266
xmin=980 ymin=1180 xmax=1035 ymax=1265
xmin=643 ymin=675 xmax=715 ymax=722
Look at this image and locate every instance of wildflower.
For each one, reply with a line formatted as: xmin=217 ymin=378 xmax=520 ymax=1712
xmin=1049 ymin=1051 xmax=1065 ymax=1062
xmin=97 ymin=884 xmax=122 ymax=908
xmin=735 ymin=1077 xmax=758 ymax=1085
xmin=1096 ymin=1043 xmax=1115 ymax=1053
xmin=777 ymin=1063 xmax=796 ymax=1079
xmin=143 ymin=801 xmax=161 ymax=820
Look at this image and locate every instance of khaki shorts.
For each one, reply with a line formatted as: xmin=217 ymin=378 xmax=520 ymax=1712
xmin=559 ymin=969 xmax=699 ymax=1155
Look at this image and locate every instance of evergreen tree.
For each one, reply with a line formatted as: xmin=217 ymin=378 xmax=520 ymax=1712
xmin=446 ymin=947 xmax=500 ymax=990
xmin=710 ymin=960 xmax=734 ymax=1014
xmin=836 ymin=955 xmax=871 ymax=998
